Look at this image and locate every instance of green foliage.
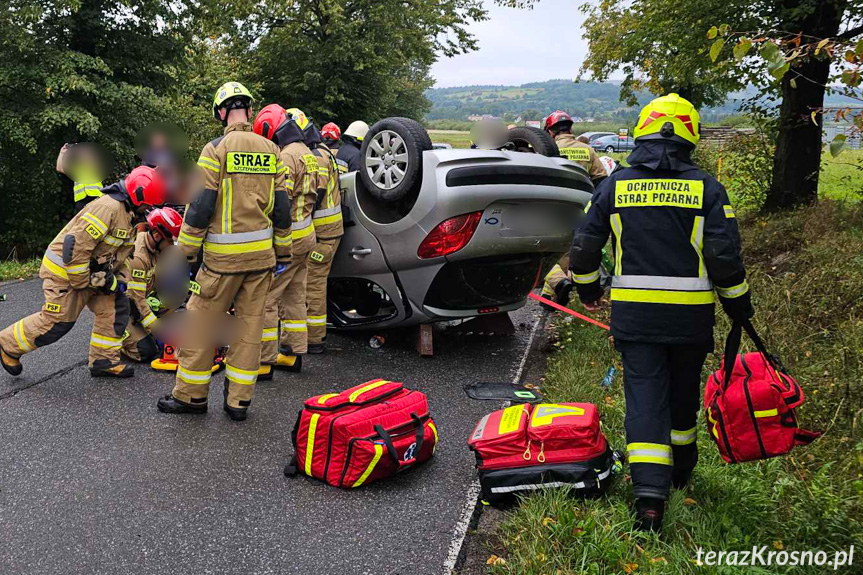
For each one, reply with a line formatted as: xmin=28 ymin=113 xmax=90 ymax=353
xmin=579 ymin=0 xmax=759 ymax=108
xmin=0 ymin=259 xmax=41 ymax=281
xmin=491 ymin=203 xmax=863 ymax=573
xmin=252 ymin=0 xmax=486 ymax=127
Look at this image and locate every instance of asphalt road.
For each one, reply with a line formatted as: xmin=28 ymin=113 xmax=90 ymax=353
xmin=0 ymin=277 xmax=544 ymax=575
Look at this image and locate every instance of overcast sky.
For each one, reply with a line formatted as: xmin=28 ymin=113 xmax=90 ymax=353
xmin=430 ymin=0 xmax=593 ymax=88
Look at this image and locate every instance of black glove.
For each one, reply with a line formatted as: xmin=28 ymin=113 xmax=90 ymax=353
xmin=720 ymin=292 xmax=754 ymax=322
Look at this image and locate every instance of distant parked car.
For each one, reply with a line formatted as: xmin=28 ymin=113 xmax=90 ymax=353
xmin=591 ymin=134 xmax=636 ymax=153
xmin=431 ymin=142 xmax=453 ymax=150
xmin=578 ymin=131 xmax=615 ymax=143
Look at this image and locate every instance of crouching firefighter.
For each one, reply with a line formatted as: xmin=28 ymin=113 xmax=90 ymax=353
xmin=118 ymin=207 xmax=183 ymax=363
xmin=541 ymin=110 xmax=608 ymax=305
xmin=0 ymin=166 xmax=167 ymax=378
xmin=569 ymin=93 xmax=754 ymax=531
xmin=158 ymin=82 xmax=291 ymax=421
xmin=303 ymin=119 xmax=346 ymax=354
xmin=252 ymin=105 xmax=319 ymax=376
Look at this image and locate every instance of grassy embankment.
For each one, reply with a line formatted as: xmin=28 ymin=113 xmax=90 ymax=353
xmin=481 ymin=165 xmax=863 ymax=572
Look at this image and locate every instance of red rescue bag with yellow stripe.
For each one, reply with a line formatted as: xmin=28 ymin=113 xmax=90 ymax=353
xmin=704 ymin=321 xmax=820 ymax=463
xmin=285 ymin=379 xmax=438 ymax=488
xmin=468 ymin=402 xmax=614 ymax=506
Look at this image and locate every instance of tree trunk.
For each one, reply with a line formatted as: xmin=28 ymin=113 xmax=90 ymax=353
xmin=764 ymin=0 xmax=845 ymax=211
xmin=764 ymin=58 xmax=830 ymax=211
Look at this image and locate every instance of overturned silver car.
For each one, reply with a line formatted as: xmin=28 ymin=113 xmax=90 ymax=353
xmin=327 ymin=118 xmax=593 ymax=330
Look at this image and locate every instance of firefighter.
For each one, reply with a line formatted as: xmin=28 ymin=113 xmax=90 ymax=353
xmin=570 ymin=93 xmax=754 ymax=531
xmin=321 ymin=123 xmax=341 ymax=150
xmin=541 ymin=111 xmax=608 ymax=305
xmin=118 ymin=207 xmax=183 ymax=363
xmin=336 ymin=120 xmax=369 ymax=173
xmin=0 ymin=166 xmax=166 ymax=378
xmin=304 ymin=120 xmax=347 ymax=354
xmin=157 ymin=81 xmax=292 ymax=421
xmin=251 ymin=104 xmax=318 ymax=375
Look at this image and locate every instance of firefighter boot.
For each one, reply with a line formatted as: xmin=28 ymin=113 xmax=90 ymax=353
xmin=90 ymin=360 xmax=135 ymax=378
xmin=307 ymin=342 xmax=325 ymax=355
xmin=223 ymin=381 xmax=247 ymax=422
xmin=275 ymin=352 xmax=302 ymax=373
xmin=157 ymin=394 xmax=208 ymax=415
xmin=257 ymin=364 xmax=273 ymax=382
xmin=634 ymin=498 xmax=665 ymax=532
xmin=0 ymin=345 xmax=22 ymax=376
xmin=554 ymin=278 xmax=575 ymax=306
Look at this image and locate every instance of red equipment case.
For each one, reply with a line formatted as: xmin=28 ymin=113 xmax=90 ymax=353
xmin=704 ymin=320 xmax=820 ymax=463
xmin=468 ymin=402 xmax=614 ymax=506
xmin=286 ymin=379 xmax=438 ymax=488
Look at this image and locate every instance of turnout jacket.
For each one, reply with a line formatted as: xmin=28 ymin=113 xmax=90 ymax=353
xmin=554 ymin=133 xmax=606 ymax=181
xmin=335 ymin=139 xmax=362 ymax=173
xmin=570 ymin=141 xmax=752 ymax=344
xmin=178 ymin=122 xmax=292 ymax=273
xmin=276 ymin=121 xmax=319 ymax=255
xmin=41 ymin=185 xmax=137 ymax=290
xmin=311 ymin=142 xmax=346 ymax=240
xmin=117 ymin=233 xmax=159 ymax=329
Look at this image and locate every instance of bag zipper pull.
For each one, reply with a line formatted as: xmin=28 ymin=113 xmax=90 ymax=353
xmin=537 ymin=441 xmax=546 ymax=463
xmin=523 ymin=440 xmax=532 ymax=460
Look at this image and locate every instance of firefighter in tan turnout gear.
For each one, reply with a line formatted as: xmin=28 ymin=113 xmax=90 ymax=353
xmin=0 ymin=166 xmax=167 ymax=378
xmin=252 ymin=104 xmax=319 ymax=375
xmin=157 ymin=81 xmax=292 ymax=421
xmin=541 ymin=110 xmax=608 ymax=305
xmin=118 ymin=207 xmax=183 ymax=363
xmin=303 ymin=120 xmax=347 ymax=353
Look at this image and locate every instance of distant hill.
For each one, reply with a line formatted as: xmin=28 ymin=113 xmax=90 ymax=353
xmin=425 ymin=79 xmax=859 ymax=123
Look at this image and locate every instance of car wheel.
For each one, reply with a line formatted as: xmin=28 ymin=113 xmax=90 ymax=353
xmin=507 ymin=126 xmax=560 ymax=157
xmin=605 ymin=145 xmax=615 ymax=153
xmin=359 ymin=118 xmax=431 ymax=202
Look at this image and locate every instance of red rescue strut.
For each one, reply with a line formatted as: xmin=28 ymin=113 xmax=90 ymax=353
xmin=528 ymin=292 xmax=610 ymax=331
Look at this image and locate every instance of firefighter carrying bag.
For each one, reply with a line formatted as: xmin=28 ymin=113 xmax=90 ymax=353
xmin=704 ymin=320 xmax=821 ymax=464
xmin=285 ymin=379 xmax=438 ymax=488
xmin=468 ymin=403 xmax=614 ymax=506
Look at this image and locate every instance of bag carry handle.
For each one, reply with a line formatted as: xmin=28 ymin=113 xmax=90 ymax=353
xmin=374 ymin=413 xmax=425 ymax=468
xmin=723 ymin=319 xmax=786 ymax=389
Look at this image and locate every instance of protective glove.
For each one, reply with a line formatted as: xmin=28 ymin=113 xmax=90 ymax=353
xmin=147 ymin=296 xmax=163 ymax=312
xmin=720 ymin=293 xmax=754 ymax=323
xmin=90 ymin=269 xmax=123 ymax=294
xmin=274 ymin=262 xmax=289 ymax=277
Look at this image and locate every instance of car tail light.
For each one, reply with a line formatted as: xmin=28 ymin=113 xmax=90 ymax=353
xmin=417 ymin=211 xmax=483 ymax=259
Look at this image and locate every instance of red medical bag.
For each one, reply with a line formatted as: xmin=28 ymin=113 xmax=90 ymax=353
xmin=285 ymin=379 xmax=438 ymax=488
xmin=468 ymin=402 xmax=614 ymax=506
xmin=704 ymin=321 xmax=820 ymax=464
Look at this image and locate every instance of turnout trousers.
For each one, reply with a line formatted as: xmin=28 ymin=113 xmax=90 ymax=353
xmin=305 ymin=238 xmax=340 ymax=345
xmin=262 ymin=247 xmax=311 ymax=361
xmin=0 ymin=276 xmax=130 ymax=369
xmin=172 ymin=269 xmax=271 ymax=410
xmin=614 ymin=338 xmax=711 ymax=500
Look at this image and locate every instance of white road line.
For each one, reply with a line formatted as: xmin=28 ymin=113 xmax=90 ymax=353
xmin=441 ymin=307 xmax=545 ymax=575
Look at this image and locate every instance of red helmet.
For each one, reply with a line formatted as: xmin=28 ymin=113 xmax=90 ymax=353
xmin=125 ymin=165 xmax=166 ymax=207
xmin=321 ymin=122 xmax=341 ymax=142
xmin=544 ymin=110 xmax=573 ymax=133
xmin=146 ymin=206 xmax=183 ymax=240
xmin=253 ymin=104 xmax=287 ymax=141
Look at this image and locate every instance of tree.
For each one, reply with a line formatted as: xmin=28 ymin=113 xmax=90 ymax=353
xmin=706 ymin=6 xmax=863 ymax=209
xmin=250 ymin=0 xmax=487 ymax=126
xmin=579 ymin=0 xmax=758 ymax=108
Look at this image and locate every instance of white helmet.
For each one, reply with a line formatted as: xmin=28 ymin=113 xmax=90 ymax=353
xmin=344 ymin=120 xmax=370 ymax=141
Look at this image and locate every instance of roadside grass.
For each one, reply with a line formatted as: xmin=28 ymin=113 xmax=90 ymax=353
xmin=428 ymin=129 xmax=472 ymax=148
xmin=490 ymin=201 xmax=863 ymax=574
xmin=0 ymin=259 xmax=40 ymax=281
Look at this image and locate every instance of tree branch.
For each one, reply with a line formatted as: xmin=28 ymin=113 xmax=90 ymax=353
xmin=838 ymin=24 xmax=863 ymax=40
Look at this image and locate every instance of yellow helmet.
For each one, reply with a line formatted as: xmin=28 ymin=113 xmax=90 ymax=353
xmin=633 ymin=93 xmax=700 ymax=146
xmin=212 ymin=82 xmax=253 ymax=120
xmin=285 ymin=108 xmax=309 ymax=130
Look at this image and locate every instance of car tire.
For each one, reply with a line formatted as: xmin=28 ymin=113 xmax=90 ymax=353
xmin=359 ymin=117 xmax=431 ymax=202
xmin=507 ymin=126 xmax=560 ymax=157
xmin=605 ymin=145 xmax=615 ymax=153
